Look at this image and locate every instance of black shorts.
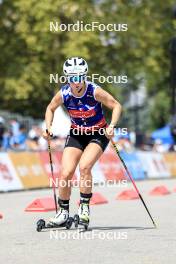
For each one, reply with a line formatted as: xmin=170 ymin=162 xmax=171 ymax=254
xmin=64 ymin=128 xmax=109 ymax=152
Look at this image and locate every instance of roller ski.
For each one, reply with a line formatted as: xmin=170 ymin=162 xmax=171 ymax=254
xmin=36 ymin=208 xmax=74 ymax=232
xmin=74 ymin=203 xmax=90 ymax=230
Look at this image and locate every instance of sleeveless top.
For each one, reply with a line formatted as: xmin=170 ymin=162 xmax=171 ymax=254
xmin=61 ymin=81 xmax=106 ymax=130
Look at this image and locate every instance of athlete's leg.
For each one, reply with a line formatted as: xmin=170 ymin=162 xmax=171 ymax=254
xmin=49 ymin=147 xmax=82 ymax=225
xmin=79 ymin=143 xmax=103 ymax=193
xmin=59 ymin=147 xmax=82 ymax=200
xmin=78 ymin=143 xmax=103 ymax=223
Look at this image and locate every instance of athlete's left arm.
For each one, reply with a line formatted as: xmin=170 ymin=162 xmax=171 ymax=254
xmin=95 ymin=87 xmax=122 ymax=127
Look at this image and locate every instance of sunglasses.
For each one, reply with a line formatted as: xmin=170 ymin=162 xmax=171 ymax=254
xmin=68 ymin=75 xmax=86 ymax=83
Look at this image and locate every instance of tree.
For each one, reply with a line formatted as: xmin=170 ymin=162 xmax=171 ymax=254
xmin=0 ymin=0 xmax=175 ymax=130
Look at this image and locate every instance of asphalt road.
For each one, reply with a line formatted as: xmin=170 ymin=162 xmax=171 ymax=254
xmin=0 ymin=179 xmax=176 ymax=264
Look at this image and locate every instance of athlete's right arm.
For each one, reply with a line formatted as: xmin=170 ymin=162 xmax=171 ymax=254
xmin=43 ymin=90 xmax=63 ymax=139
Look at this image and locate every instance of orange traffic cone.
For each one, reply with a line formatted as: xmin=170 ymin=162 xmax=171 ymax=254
xmin=149 ymin=185 xmax=171 ymax=196
xmin=77 ymin=192 xmax=108 ymax=205
xmin=173 ymin=187 xmax=176 ymax=192
xmin=90 ymin=192 xmax=108 ymax=205
xmin=116 ymin=189 xmax=139 ymax=200
xmin=25 ymin=197 xmax=56 ymax=212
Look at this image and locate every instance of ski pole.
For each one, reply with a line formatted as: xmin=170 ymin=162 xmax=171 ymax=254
xmin=110 ymin=138 xmax=157 ymax=228
xmin=46 ymin=129 xmax=58 ymax=214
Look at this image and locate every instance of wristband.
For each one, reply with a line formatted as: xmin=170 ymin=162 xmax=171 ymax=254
xmin=109 ymin=124 xmax=115 ymax=128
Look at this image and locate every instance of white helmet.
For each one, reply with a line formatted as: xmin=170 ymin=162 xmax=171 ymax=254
xmin=63 ymin=57 xmax=88 ymax=76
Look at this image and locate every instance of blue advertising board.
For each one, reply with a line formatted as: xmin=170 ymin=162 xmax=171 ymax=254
xmin=120 ymin=151 xmax=146 ymax=180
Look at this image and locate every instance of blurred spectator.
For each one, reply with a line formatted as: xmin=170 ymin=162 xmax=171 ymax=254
xmin=140 ymin=134 xmax=153 ymax=151
xmin=2 ymin=129 xmax=12 ymax=150
xmin=10 ymin=124 xmax=27 ymax=150
xmin=27 ymin=126 xmax=43 ymax=150
xmin=113 ymin=129 xmax=134 ymax=152
xmin=0 ymin=117 xmax=5 ymax=148
xmin=171 ymin=115 xmax=176 ymax=150
xmin=27 ymin=125 xmax=65 ymax=150
xmin=0 ymin=115 xmax=67 ymax=151
xmin=27 ymin=125 xmax=48 ymax=150
xmin=10 ymin=119 xmax=20 ymax=137
xmin=1 ymin=123 xmax=27 ymax=151
xmin=153 ymin=139 xmax=170 ymax=153
xmin=135 ymin=130 xmax=145 ymax=148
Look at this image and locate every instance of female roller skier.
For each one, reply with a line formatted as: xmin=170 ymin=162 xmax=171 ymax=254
xmin=43 ymin=57 xmax=122 ymax=227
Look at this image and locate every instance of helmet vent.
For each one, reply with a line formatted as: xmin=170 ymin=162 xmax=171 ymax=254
xmin=79 ymin=60 xmax=85 ymax=65
xmin=65 ymin=61 xmax=72 ymax=67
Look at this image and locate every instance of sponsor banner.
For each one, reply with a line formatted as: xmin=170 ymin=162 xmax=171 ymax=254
xmin=99 ymin=148 xmax=126 ymax=181
xmin=1 ymin=150 xmax=175 ymax=192
xmin=38 ymin=151 xmax=61 ymax=187
xmin=9 ymin=152 xmax=49 ymax=188
xmin=136 ymin=151 xmax=171 ymax=178
xmin=39 ymin=151 xmax=78 ymax=186
xmin=120 ymin=151 xmax=146 ymax=180
xmin=0 ymin=153 xmax=23 ymax=191
xmin=163 ymin=153 xmax=176 ymax=177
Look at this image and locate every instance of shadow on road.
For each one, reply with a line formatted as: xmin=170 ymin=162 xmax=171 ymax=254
xmin=88 ymin=226 xmax=156 ymax=231
xmin=37 ymin=225 xmax=156 ymax=233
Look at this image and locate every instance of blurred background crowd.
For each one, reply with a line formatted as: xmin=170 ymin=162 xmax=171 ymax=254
xmin=0 ymin=112 xmax=66 ymax=152
xmin=0 ymin=111 xmax=175 ymax=153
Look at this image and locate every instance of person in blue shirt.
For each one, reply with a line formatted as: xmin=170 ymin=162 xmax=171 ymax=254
xmin=11 ymin=124 xmax=27 ymax=150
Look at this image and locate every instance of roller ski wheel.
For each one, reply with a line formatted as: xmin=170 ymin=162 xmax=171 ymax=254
xmin=74 ymin=214 xmax=79 ymax=228
xmin=36 ymin=217 xmax=74 ymax=232
xmin=65 ymin=217 xmax=74 ymax=229
xmin=74 ymin=214 xmax=89 ymax=230
xmin=36 ymin=219 xmax=46 ymax=232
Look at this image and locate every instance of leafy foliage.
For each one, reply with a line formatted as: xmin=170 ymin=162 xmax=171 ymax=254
xmin=0 ymin=0 xmax=175 ymax=129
